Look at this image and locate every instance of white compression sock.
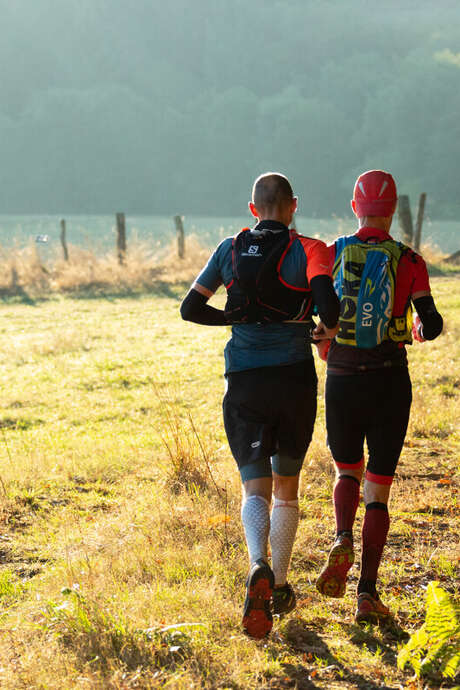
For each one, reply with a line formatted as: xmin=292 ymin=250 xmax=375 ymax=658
xmin=241 ymin=495 xmax=270 ymax=565
xmin=270 ymin=498 xmax=299 ymax=586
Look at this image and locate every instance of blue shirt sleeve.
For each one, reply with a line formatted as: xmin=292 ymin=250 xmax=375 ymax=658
xmin=194 ymin=238 xmax=233 ymax=293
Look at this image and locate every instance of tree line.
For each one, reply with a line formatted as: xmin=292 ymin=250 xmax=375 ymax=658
xmin=0 ymin=0 xmax=459 ymax=217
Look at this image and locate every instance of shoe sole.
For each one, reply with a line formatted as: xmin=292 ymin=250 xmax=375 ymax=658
xmin=316 ymin=541 xmax=354 ymax=598
xmin=242 ymin=565 xmax=274 ymax=639
xmin=355 ymin=606 xmax=391 ymax=625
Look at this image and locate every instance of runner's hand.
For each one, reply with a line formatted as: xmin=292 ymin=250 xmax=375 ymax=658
xmin=412 ymin=314 xmax=425 ymax=342
xmin=312 ymin=320 xmax=339 ymax=341
xmin=314 ymin=338 xmax=331 ymax=361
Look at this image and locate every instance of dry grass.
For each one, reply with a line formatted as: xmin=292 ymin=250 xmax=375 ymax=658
xmin=0 ymin=235 xmax=210 ymax=297
xmin=0 ymin=236 xmax=457 ymax=300
xmin=0 ymin=269 xmax=457 ymax=688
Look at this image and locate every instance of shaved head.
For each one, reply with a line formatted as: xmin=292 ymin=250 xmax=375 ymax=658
xmin=252 ymin=172 xmax=294 ymax=212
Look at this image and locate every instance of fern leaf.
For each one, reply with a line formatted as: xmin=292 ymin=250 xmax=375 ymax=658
xmin=397 ymin=625 xmax=428 ymax=674
xmin=439 ymin=646 xmax=460 ymax=680
xmin=425 ymin=582 xmax=460 ymax=645
xmin=398 ymin=582 xmax=460 ymax=680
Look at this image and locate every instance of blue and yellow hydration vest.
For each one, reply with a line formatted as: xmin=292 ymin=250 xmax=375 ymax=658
xmin=332 ymin=235 xmax=413 ymax=348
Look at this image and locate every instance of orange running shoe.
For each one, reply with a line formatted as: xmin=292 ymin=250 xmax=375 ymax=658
xmin=355 ymin=592 xmax=391 ymax=624
xmin=316 ymin=534 xmax=354 ymax=598
xmin=242 ymin=559 xmax=274 ymax=639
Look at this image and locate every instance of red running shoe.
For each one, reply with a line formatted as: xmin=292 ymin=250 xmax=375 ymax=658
xmin=242 ymin=559 xmax=274 ymax=639
xmin=316 ymin=534 xmax=354 ymax=598
xmin=355 ymin=592 xmax=391 ymax=624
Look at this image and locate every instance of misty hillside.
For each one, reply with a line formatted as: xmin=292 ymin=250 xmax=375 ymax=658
xmin=0 ymin=0 xmax=459 ymax=215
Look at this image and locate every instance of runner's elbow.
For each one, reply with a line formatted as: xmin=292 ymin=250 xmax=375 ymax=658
xmin=310 ymin=275 xmax=340 ymax=329
xmin=180 ymin=294 xmax=195 ymax=321
xmin=413 ymin=295 xmax=443 ymax=340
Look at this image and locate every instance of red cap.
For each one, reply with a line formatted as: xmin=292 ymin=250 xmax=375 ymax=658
xmin=352 ymin=170 xmax=397 ymax=217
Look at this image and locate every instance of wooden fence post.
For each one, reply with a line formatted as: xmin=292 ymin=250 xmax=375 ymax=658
xmin=10 ymin=263 xmax=18 ymax=289
xmin=174 ymin=215 xmax=185 ymax=259
xmin=414 ymin=193 xmax=426 ymax=253
xmin=60 ymin=219 xmax=69 ymax=261
xmin=116 ymin=213 xmax=126 ymax=265
xmin=398 ymin=195 xmax=413 ymax=246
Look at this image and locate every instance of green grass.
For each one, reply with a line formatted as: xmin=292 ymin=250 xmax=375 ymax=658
xmin=0 ymin=276 xmax=458 ymax=688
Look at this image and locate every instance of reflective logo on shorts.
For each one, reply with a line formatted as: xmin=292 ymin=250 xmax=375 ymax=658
xmin=251 ymin=440 xmax=261 ymax=448
xmin=248 ymin=245 xmax=259 ymax=254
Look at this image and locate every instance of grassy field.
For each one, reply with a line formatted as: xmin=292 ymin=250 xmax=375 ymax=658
xmin=0 ymin=272 xmax=458 ymax=689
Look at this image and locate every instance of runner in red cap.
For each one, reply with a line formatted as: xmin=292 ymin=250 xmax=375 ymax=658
xmin=352 ymin=170 xmax=398 ymax=218
xmin=313 ymin=169 xmax=444 ymax=623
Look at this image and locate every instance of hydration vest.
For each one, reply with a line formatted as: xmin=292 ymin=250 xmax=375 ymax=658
xmin=332 ymin=235 xmax=413 ymax=348
xmin=224 ymin=227 xmax=313 ymax=323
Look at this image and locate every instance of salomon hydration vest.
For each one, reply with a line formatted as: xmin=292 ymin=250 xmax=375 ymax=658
xmin=224 ymin=228 xmax=313 ymax=323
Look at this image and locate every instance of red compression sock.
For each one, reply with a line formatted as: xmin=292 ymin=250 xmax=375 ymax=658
xmin=359 ymin=502 xmax=390 ymax=592
xmin=333 ymin=475 xmax=360 ymax=535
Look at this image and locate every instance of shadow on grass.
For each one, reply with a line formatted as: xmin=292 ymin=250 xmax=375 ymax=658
xmin=346 ymin=616 xmax=409 ymax=649
xmin=0 ymin=540 xmax=53 ymax=579
xmin=0 ymin=417 xmax=45 ymax=430
xmin=427 ymin=262 xmax=460 ymax=277
xmin=0 ymin=285 xmax=40 ymax=305
xmin=279 ymin=617 xmax=405 ymax=689
xmin=0 ymin=281 xmax=189 ymax=305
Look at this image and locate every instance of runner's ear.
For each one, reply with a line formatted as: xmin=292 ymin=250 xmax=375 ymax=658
xmin=249 ymin=201 xmax=260 ymax=219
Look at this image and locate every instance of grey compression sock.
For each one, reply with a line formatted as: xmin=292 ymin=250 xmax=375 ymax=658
xmin=270 ymin=498 xmax=299 ymax=586
xmin=241 ymin=495 xmax=270 ymax=564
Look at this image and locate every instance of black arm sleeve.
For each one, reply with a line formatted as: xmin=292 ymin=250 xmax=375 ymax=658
xmin=413 ymin=295 xmax=443 ymax=340
xmin=310 ymin=275 xmax=340 ymax=329
xmin=180 ymin=289 xmax=228 ymax=326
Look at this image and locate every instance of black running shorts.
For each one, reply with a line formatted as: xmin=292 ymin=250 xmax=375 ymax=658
xmin=223 ymin=359 xmax=317 ymax=480
xmin=325 ymin=367 xmax=412 ymax=481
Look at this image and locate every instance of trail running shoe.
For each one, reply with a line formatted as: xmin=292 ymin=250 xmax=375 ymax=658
xmin=316 ymin=533 xmax=354 ymax=598
xmin=242 ymin=559 xmax=275 ymax=639
xmin=272 ymin=583 xmax=296 ymax=616
xmin=355 ymin=592 xmax=391 ymax=625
